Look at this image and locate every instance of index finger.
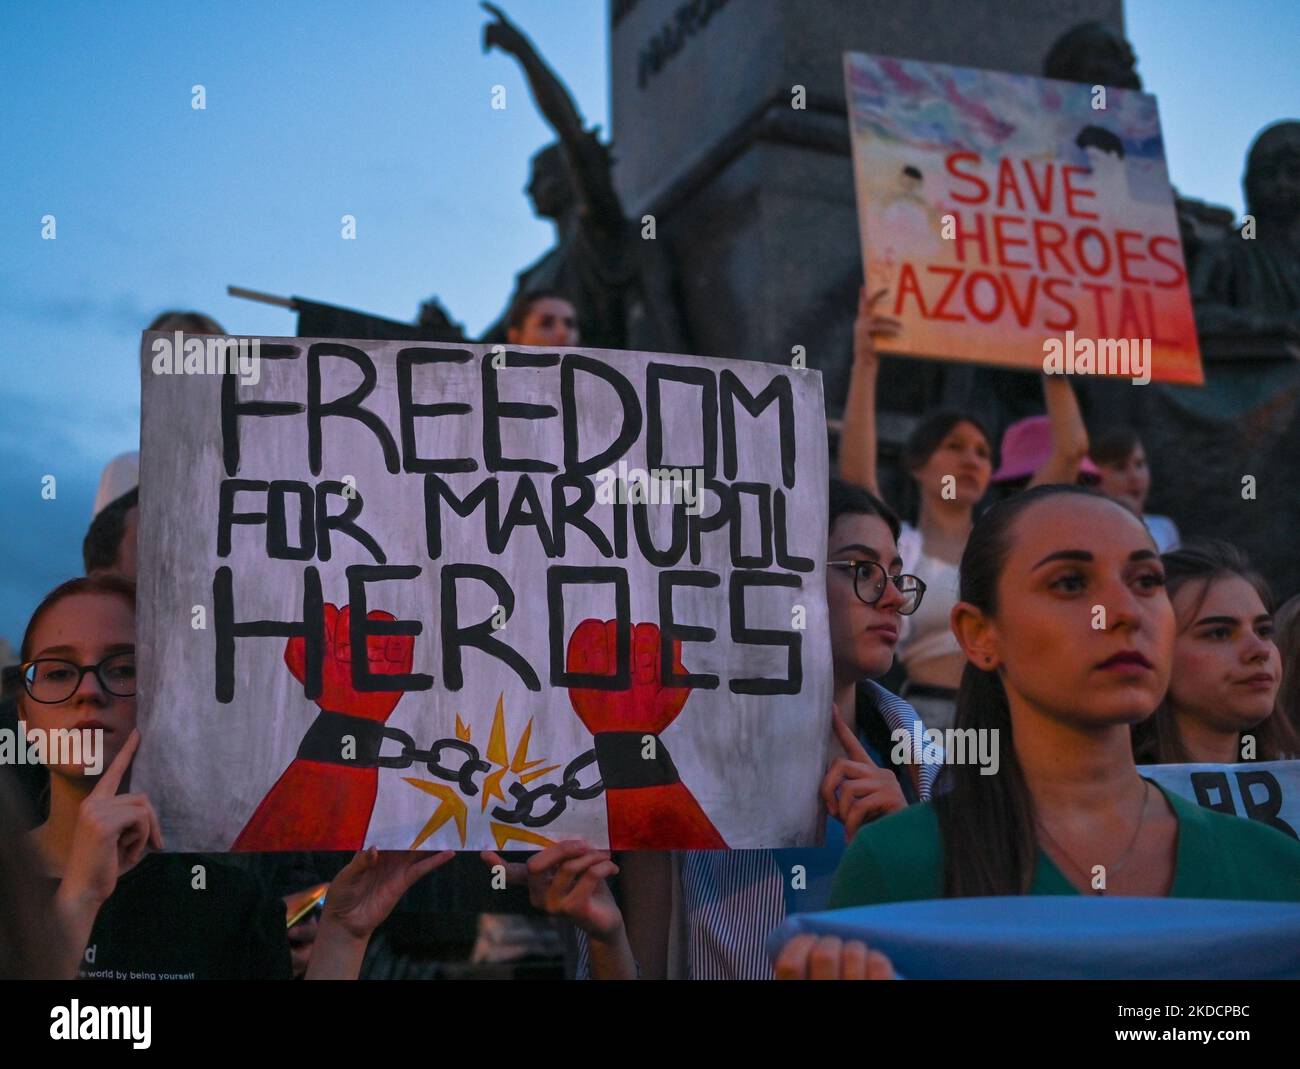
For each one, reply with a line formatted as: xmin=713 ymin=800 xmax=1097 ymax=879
xmin=832 ymin=709 xmax=871 ymax=763
xmin=479 ymin=850 xmax=528 ymax=885
xmin=90 ymin=729 xmax=139 ymax=797
xmin=526 ymin=840 xmax=592 ymax=875
xmin=406 ymin=850 xmax=455 ymax=882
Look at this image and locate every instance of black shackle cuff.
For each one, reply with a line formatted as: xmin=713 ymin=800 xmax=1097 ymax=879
xmin=295 ymin=710 xmax=387 ymax=767
xmin=592 ymin=731 xmax=680 ymax=790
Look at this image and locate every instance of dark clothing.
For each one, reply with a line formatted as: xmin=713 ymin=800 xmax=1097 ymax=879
xmin=0 ymin=697 xmax=48 ymax=823
xmin=51 ymin=853 xmax=292 ymax=981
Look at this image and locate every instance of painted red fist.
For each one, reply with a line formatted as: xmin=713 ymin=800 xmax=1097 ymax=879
xmin=285 ymin=602 xmax=413 ymax=721
xmin=566 ymin=619 xmax=726 ymax=850
xmin=566 ymin=619 xmax=690 ymax=734
xmin=233 ymin=602 xmax=414 ymax=852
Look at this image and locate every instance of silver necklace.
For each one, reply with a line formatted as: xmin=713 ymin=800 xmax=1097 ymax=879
xmin=1035 ymin=780 xmax=1151 ymax=896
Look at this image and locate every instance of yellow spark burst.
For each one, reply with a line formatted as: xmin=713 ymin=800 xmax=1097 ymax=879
xmin=404 ymin=779 xmax=467 ymax=847
xmin=490 ymin=823 xmax=556 ymax=850
xmin=405 ymin=694 xmax=559 ymax=845
xmin=510 ymin=720 xmax=544 ymax=773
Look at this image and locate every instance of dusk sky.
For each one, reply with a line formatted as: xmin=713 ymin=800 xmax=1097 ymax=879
xmin=2 ymin=0 xmax=1298 ymax=648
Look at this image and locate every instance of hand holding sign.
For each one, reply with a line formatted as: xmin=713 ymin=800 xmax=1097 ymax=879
xmin=774 ymin=933 xmax=896 ymax=980
xmin=322 ymin=847 xmax=454 ymax=939
xmin=482 ymin=840 xmax=624 ymax=941
xmin=305 ymin=846 xmax=454 ymax=979
xmin=852 ymin=287 xmax=902 ymax=370
xmin=819 ymin=705 xmax=907 ymax=843
xmin=135 ymin=334 xmax=831 ymax=852
xmin=567 ymin=619 xmax=727 ymax=849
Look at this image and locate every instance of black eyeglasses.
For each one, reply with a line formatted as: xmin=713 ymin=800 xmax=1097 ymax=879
xmin=18 ymin=653 xmax=136 ymax=704
xmin=827 ymin=560 xmax=927 ymax=615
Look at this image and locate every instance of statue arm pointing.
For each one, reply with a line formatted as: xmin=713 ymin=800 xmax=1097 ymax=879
xmin=482 ymin=2 xmax=624 ymax=230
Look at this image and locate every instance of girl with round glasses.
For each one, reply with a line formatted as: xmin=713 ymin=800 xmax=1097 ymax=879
xmin=839 ymin=287 xmax=1090 ymax=732
xmin=824 ymin=558 xmax=926 ymax=616
xmin=14 ymin=574 xmax=286 ymax=978
xmin=463 ymin=480 xmax=946 ymax=981
xmin=14 ymin=573 xmax=453 ymax=980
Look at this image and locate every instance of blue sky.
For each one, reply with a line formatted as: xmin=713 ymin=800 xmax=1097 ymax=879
xmin=1 ymin=0 xmax=1297 ymax=649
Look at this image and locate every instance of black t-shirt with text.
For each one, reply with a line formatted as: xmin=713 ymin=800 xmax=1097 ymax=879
xmin=61 ymin=853 xmax=292 ymax=981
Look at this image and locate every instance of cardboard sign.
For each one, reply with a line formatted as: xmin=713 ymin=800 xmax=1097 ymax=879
xmin=133 ymin=334 xmax=831 ymax=852
xmin=844 ymin=51 xmax=1203 ymax=385
xmin=1141 ymin=760 xmax=1300 ymax=840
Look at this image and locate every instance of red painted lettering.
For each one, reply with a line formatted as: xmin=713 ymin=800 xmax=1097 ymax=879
xmin=1115 ymin=230 xmax=1149 ymax=285
xmin=945 ymin=151 xmax=988 ymax=204
xmin=1001 ymin=272 xmax=1040 ymax=327
xmin=995 ymin=158 xmax=1026 ymax=212
xmin=1032 ymin=219 xmax=1073 ymax=274
xmin=992 ymin=214 xmax=1031 ymax=268
xmin=1042 ymin=278 xmax=1078 ymax=331
xmin=1148 ymin=236 xmax=1186 ymax=287
xmin=1062 ymin=165 xmax=1098 ymax=220
xmin=929 ymin=266 xmax=967 ymax=321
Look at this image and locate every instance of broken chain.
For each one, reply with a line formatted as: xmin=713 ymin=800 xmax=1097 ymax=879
xmin=375 ymin=726 xmax=603 ymax=827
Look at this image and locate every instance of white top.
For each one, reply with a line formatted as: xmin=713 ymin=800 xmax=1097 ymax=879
xmin=92 ymin=451 xmax=139 ymax=517
xmin=896 ymin=522 xmax=962 ymax=668
xmin=1144 ymin=513 xmax=1180 ymax=554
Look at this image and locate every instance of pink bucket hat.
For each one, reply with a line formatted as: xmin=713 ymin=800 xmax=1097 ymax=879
xmin=991 ymin=416 xmax=1101 ymax=484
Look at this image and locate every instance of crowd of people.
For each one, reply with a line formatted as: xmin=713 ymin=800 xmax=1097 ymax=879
xmin=2 ymin=286 xmax=1299 ymax=983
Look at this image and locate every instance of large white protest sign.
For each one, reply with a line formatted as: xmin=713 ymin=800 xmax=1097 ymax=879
xmin=1140 ymin=760 xmax=1300 ymax=840
xmin=133 ymin=334 xmax=831 ymax=852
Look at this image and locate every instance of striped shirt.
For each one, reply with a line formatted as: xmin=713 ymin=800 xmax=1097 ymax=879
xmin=577 ymin=682 xmax=941 ymax=979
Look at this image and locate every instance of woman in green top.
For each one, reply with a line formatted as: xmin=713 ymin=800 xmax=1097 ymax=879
xmin=776 ymin=485 xmax=1300 ymax=980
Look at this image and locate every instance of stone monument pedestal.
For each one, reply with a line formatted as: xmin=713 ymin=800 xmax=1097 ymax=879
xmin=610 ymin=0 xmax=1123 ymax=389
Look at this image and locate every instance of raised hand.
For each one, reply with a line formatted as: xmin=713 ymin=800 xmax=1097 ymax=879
xmin=852 ymin=286 xmax=901 ymax=369
xmin=57 ymin=730 xmax=162 ymax=910
xmin=819 ymin=705 xmax=906 ymax=842
xmin=320 ymin=847 xmax=454 ymax=940
xmin=306 ymin=847 xmax=454 ymax=980
xmin=284 ymin=602 xmax=413 ymax=722
xmin=774 ymin=934 xmax=896 ymax=980
xmin=481 ymin=1 xmax=530 ymax=57
xmin=53 ymin=729 xmax=163 ymax=972
xmin=481 ymin=842 xmax=624 ymax=941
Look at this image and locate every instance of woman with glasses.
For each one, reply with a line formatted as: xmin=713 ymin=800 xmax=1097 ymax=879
xmin=12 ymin=574 xmax=292 ymax=978
xmin=14 ymin=573 xmax=455 ymax=981
xmin=12 ymin=573 xmax=441 ymax=981
xmin=777 ymin=486 xmax=1300 ymax=980
xmin=839 ymin=287 xmax=1090 ymax=732
xmin=474 ymin=478 xmax=944 ymax=980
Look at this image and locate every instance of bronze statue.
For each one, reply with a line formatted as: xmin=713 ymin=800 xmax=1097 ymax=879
xmin=480 ymin=2 xmax=688 ymax=353
xmin=1043 ymin=20 xmax=1142 ymax=90
xmin=1042 ymin=22 xmax=1238 ymax=298
xmin=1192 ymin=121 xmax=1300 ymax=341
